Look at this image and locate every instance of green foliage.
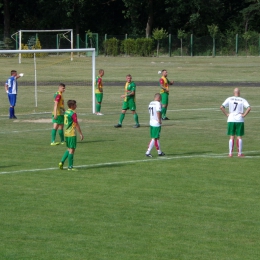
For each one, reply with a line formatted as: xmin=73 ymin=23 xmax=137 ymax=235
xmin=121 ymin=38 xmax=136 ymax=55
xmin=152 ymin=28 xmax=168 ymax=41
xmin=135 ymin=38 xmax=154 ymax=56
xmin=103 ymin=38 xmax=119 ymax=56
xmin=21 ymin=38 xmax=46 ymax=58
xmin=177 ymin=29 xmax=186 ymax=40
xmin=207 ymin=24 xmax=219 ymax=38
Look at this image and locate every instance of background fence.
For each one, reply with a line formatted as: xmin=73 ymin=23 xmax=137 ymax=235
xmin=1 ymin=33 xmax=260 ymax=57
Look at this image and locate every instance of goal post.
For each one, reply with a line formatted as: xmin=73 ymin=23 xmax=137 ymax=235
xmin=0 ymin=48 xmax=96 ymax=114
xmin=18 ymin=29 xmax=74 ymax=63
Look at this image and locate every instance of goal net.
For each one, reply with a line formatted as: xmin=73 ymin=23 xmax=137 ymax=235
xmin=0 ymin=48 xmax=97 ymax=116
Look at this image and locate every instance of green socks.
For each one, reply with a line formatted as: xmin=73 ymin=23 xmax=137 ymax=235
xmin=58 ymin=129 xmax=64 ymax=142
xmin=134 ymin=113 xmax=139 ymax=124
xmin=96 ymin=103 xmax=101 ymax=113
xmin=61 ymin=150 xmax=69 ymax=163
xmin=51 ymin=129 xmax=57 ymax=142
xmin=161 ymin=107 xmax=166 ymax=118
xmin=119 ymin=113 xmax=125 ymax=124
xmin=68 ymin=153 xmax=74 ymax=168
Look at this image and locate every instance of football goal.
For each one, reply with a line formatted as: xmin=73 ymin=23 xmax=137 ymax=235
xmin=0 ymin=48 xmax=97 ymax=114
xmin=11 ymin=29 xmax=74 ymax=63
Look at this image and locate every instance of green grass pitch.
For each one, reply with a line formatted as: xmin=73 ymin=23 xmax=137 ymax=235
xmin=0 ymin=56 xmax=260 ymax=259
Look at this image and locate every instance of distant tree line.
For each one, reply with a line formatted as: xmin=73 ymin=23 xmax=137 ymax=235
xmin=0 ymin=0 xmax=259 ymax=45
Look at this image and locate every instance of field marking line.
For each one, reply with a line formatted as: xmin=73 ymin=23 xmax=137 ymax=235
xmin=1 ymin=151 xmax=260 ymax=175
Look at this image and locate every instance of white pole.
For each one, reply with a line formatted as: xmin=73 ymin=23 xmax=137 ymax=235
xmin=92 ymin=49 xmax=96 ymax=114
xmin=19 ymin=30 xmax=22 ymax=64
xmin=71 ymin=30 xmax=73 ymax=61
xmin=34 ymin=53 xmax=38 ymax=108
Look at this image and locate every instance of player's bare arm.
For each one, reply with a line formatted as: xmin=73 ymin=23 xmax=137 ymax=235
xmin=242 ymin=106 xmax=251 ymax=117
xmin=75 ymin=123 xmax=84 ymax=141
xmin=220 ymin=105 xmax=229 ymax=117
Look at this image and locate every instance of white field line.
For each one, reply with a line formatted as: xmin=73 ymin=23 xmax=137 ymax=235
xmin=1 ymin=151 xmax=260 ymax=175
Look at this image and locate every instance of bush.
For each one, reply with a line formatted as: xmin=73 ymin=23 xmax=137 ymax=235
xmin=135 ymin=38 xmax=154 ymax=56
xmin=121 ymin=38 xmax=136 ymax=55
xmin=103 ymin=38 xmax=119 ymax=56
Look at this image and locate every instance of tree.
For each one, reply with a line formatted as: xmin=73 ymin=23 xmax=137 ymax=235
xmin=242 ymin=31 xmax=251 ymax=55
xmin=240 ymin=0 xmax=260 ymax=32
xmin=177 ymin=29 xmax=186 ymax=56
xmin=207 ymin=24 xmax=219 ymax=57
xmin=152 ymin=28 xmax=168 ymax=57
xmin=3 ymin=0 xmax=10 ymax=39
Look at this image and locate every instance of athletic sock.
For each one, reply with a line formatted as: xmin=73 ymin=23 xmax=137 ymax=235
xmin=134 ymin=113 xmax=139 ymax=124
xmin=161 ymin=107 xmax=166 ymax=118
xmin=119 ymin=113 xmax=125 ymax=124
xmin=96 ymin=103 xmax=101 ymax=113
xmin=51 ymin=129 xmax=57 ymax=143
xmin=238 ymin=139 xmax=243 ymax=155
xmin=147 ymin=139 xmax=155 ymax=153
xmin=229 ymin=139 xmax=234 ymax=155
xmin=61 ymin=150 xmax=69 ymax=163
xmin=68 ymin=153 xmax=74 ymax=168
xmin=9 ymin=107 xmax=14 ymax=118
xmin=155 ymin=139 xmax=161 ymax=152
xmin=58 ymin=129 xmax=64 ymax=142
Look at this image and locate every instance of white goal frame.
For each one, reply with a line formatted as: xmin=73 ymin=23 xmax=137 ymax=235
xmin=11 ymin=29 xmax=74 ymax=63
xmin=0 ymin=48 xmax=96 ymax=113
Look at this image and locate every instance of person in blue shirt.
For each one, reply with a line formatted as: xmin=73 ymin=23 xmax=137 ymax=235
xmin=5 ymin=70 xmax=24 ymax=119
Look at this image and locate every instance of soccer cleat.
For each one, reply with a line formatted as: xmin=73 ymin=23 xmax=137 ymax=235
xmin=50 ymin=142 xmax=60 ymax=146
xmin=146 ymin=153 xmax=152 ymax=157
xmin=162 ymin=117 xmax=169 ymax=120
xmin=60 ymin=141 xmax=65 ymax=145
xmin=133 ymin=124 xmax=140 ymax=128
xmin=238 ymin=154 xmax=245 ymax=157
xmin=158 ymin=152 xmax=165 ymax=156
xmin=59 ymin=162 xmax=63 ymax=170
xmin=96 ymin=112 xmax=104 ymax=115
xmin=228 ymin=154 xmax=233 ymax=157
xmin=114 ymin=124 xmax=122 ymax=128
xmin=68 ymin=167 xmax=78 ymax=171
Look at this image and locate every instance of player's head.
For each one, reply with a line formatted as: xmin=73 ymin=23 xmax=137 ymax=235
xmin=161 ymin=69 xmax=167 ymax=77
xmin=67 ymin=99 xmax=77 ymax=109
xmin=59 ymin=83 xmax=66 ymax=92
xmin=234 ymin=88 xmax=240 ymax=97
xmin=99 ymin=69 xmax=104 ymax=76
xmin=11 ymin=70 xmax=17 ymax=76
xmin=126 ymin=74 xmax=132 ymax=82
xmin=154 ymin=93 xmax=161 ymax=101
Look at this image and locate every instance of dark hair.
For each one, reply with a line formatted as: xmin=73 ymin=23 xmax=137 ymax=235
xmin=59 ymin=83 xmax=65 ymax=88
xmin=161 ymin=69 xmax=167 ymax=73
xmin=67 ymin=100 xmax=76 ymax=108
xmin=11 ymin=70 xmax=17 ymax=75
xmin=126 ymin=74 xmax=132 ymax=78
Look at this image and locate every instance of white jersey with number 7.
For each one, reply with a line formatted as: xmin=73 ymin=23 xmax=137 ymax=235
xmin=222 ymin=96 xmax=250 ymax=122
xmin=149 ymin=100 xmax=162 ymax=126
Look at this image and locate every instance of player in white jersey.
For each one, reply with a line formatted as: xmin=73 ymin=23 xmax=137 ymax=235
xmin=220 ymin=88 xmax=251 ymax=157
xmin=5 ymin=70 xmax=24 ymax=119
xmin=145 ymin=93 xmax=165 ymax=157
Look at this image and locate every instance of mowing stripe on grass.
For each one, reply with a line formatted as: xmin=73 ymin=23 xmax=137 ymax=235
xmin=1 ymin=151 xmax=260 ymax=175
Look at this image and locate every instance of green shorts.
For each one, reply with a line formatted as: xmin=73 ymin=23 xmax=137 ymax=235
xmin=65 ymin=136 xmax=77 ymax=149
xmin=95 ymin=93 xmax=103 ymax=103
xmin=227 ymin=122 xmax=244 ymax=136
xmin=161 ymin=93 xmax=169 ymax=105
xmin=150 ymin=126 xmax=161 ymax=139
xmin=122 ymin=99 xmax=136 ymax=111
xmin=52 ymin=115 xmax=64 ymax=125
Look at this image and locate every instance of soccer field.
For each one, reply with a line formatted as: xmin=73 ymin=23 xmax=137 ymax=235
xmin=1 ymin=56 xmax=260 ymax=259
